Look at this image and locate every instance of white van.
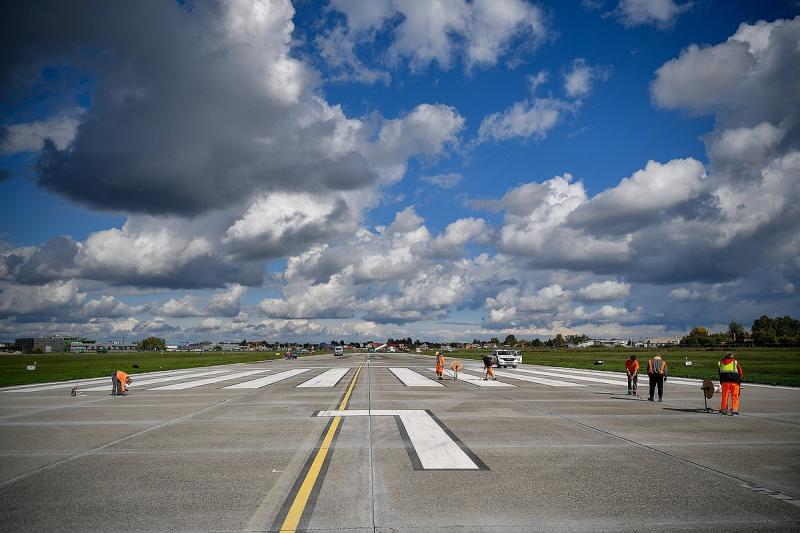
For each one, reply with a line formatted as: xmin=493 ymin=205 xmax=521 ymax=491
xmin=491 ymin=349 xmax=522 ymax=368
xmin=334 ymin=346 xmax=344 ymax=356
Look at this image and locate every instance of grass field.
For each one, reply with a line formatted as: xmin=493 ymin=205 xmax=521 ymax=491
xmin=0 ymin=351 xmax=290 ymax=387
xmin=420 ymin=347 xmax=800 ymax=387
xmin=1 ymin=347 xmax=798 ymax=388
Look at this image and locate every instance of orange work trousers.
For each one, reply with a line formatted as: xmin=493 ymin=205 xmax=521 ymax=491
xmin=720 ymin=382 xmax=740 ymax=412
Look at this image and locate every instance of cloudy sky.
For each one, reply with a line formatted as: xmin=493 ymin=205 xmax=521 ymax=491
xmin=1 ymin=0 xmax=798 ymax=344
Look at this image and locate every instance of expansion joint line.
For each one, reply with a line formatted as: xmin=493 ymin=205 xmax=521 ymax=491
xmin=491 ymin=388 xmax=800 ymax=509
xmin=275 ymin=357 xmax=365 ymax=532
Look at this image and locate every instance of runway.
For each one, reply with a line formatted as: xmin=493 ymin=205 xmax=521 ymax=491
xmin=1 ymin=352 xmax=798 ymax=531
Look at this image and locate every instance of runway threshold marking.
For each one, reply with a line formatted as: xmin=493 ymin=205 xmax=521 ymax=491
xmin=79 ymin=369 xmax=231 ymax=391
xmin=275 ymin=360 xmax=364 ymax=532
xmin=296 ymin=368 xmax=350 ymax=388
xmin=428 ymin=368 xmax=514 ymax=387
xmin=224 ymin=368 xmax=310 ymax=389
xmin=389 ymin=367 xmax=443 ymax=386
xmin=315 ymin=409 xmax=487 ymax=470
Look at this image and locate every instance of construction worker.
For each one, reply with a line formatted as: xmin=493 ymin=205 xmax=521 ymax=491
xmin=482 ymin=354 xmax=496 ymax=381
xmin=625 ymin=355 xmax=639 ymax=396
xmin=435 ymin=351 xmax=445 ymax=380
xmin=111 ymin=370 xmax=132 ymax=396
xmin=646 ymin=353 xmax=667 ymax=402
xmin=718 ymin=352 xmax=743 ymax=415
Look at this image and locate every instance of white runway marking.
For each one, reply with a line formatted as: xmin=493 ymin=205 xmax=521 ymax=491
xmin=150 ymin=369 xmax=270 ymax=390
xmin=466 ymin=367 xmax=585 ymax=387
xmin=224 ymin=368 xmax=311 ymax=389
xmin=428 ymin=368 xmax=514 ymax=387
xmin=296 ymin=368 xmax=349 ymax=388
xmin=316 ymin=409 xmax=480 ymax=470
xmin=3 ymin=369 xmax=195 ymax=393
xmin=512 ymin=367 xmax=627 ymax=386
xmin=389 ymin=367 xmax=443 ymax=387
xmin=79 ymin=369 xmax=232 ymax=391
xmin=527 ymin=366 xmax=701 ymax=388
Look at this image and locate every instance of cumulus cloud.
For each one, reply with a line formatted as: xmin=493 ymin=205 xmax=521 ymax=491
xmin=0 ymin=280 xmax=85 ymax=316
xmin=319 ymin=0 xmax=548 ymax=78
xmin=1 ymin=1 xmax=463 ymax=221
xmin=577 ymin=281 xmax=631 ymax=301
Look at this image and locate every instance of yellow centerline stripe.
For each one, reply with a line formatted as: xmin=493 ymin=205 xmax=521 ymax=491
xmin=279 ymin=360 xmax=364 ymax=532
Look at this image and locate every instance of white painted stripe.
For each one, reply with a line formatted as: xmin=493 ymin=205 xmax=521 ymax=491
xmin=389 ymin=367 xmax=443 ymax=387
xmin=2 ymin=369 xmax=196 ymax=393
xmin=513 ymin=367 xmax=626 ymax=386
xmin=150 ymin=369 xmax=270 ymax=390
xmin=80 ymin=369 xmax=232 ymax=391
xmin=224 ymin=368 xmax=311 ymax=389
xmin=296 ymin=368 xmax=349 ymax=388
xmin=316 ymin=409 xmax=478 ymax=470
xmin=527 ymin=365 xmax=701 ymax=387
xmin=465 ymin=367 xmax=585 ymax=387
xmin=428 ymin=368 xmax=513 ymax=387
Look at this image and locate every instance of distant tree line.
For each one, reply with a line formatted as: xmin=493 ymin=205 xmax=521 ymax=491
xmin=680 ymin=315 xmax=799 ymax=347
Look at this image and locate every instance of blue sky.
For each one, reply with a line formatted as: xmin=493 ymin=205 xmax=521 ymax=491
xmin=1 ymin=0 xmax=798 ymax=343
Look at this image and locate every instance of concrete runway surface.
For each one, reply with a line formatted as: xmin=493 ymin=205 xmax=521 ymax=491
xmin=1 ymin=352 xmax=798 ymax=532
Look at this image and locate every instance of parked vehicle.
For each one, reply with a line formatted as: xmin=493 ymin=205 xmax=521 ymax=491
xmin=334 ymin=346 xmax=344 ymax=356
xmin=491 ymin=349 xmax=522 ymax=368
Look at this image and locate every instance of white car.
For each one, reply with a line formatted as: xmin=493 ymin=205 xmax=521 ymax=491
xmin=492 ymin=349 xmax=522 ymax=368
xmin=334 ymin=346 xmax=344 ymax=356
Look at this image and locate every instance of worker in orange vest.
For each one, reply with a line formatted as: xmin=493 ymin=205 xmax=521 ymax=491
xmin=625 ymin=355 xmax=639 ymax=396
xmin=435 ymin=351 xmax=445 ymax=380
xmin=718 ymin=352 xmax=743 ymax=415
xmin=112 ymin=370 xmax=132 ymax=396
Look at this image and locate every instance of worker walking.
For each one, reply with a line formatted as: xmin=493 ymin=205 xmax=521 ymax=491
xmin=482 ymin=354 xmax=495 ymax=381
xmin=435 ymin=351 xmax=445 ymax=380
xmin=111 ymin=370 xmax=132 ymax=396
xmin=718 ymin=352 xmax=743 ymax=415
xmin=647 ymin=353 xmax=667 ymax=402
xmin=625 ymin=355 xmax=639 ymax=396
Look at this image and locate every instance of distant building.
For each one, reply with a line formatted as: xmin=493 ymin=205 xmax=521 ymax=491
xmin=70 ymin=341 xmax=137 ymax=353
xmin=15 ymin=338 xmax=35 ymax=353
xmin=643 ymin=336 xmax=681 ymax=348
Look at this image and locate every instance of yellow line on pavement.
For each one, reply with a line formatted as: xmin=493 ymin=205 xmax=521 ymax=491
xmin=279 ymin=360 xmax=363 ymax=532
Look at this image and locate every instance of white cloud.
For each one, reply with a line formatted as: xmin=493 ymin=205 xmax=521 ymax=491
xmin=577 ymin=281 xmax=631 ymax=301
xmin=320 ymin=0 xmax=547 ymax=77
xmin=563 ymin=58 xmax=609 ymax=98
xmin=478 ymin=98 xmax=575 ymax=143
xmin=0 ymin=280 xmax=85 ymax=315
xmin=205 ymin=284 xmax=247 ymax=317
xmin=1 ymin=113 xmax=81 ymax=154
xmin=615 ymin=0 xmax=690 ymax=28
xmin=421 ymin=173 xmax=462 ymax=189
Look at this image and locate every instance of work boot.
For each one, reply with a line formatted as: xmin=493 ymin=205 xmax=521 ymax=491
xmin=719 ymin=409 xmax=728 ymax=415
xmin=732 ymin=411 xmax=740 ymax=416
xmin=648 ymin=398 xmax=654 ymax=402
xmin=658 ymin=398 xmax=663 ymax=402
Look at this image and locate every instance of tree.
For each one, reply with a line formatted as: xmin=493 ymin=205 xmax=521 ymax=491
xmin=680 ymin=327 xmax=712 ymax=347
xmin=552 ymin=334 xmax=566 ymax=348
xmin=531 ymin=338 xmax=543 ymax=348
xmin=503 ymin=334 xmax=517 ymax=346
xmin=213 ymin=345 xmax=223 ymax=352
xmin=137 ymin=337 xmax=166 ymax=351
xmin=489 ymin=337 xmax=499 ymax=345
xmin=728 ymin=322 xmax=746 ymax=342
